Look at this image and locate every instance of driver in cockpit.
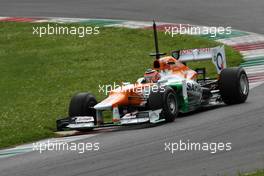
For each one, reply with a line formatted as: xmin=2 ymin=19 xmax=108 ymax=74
xmin=143 ymin=69 xmax=161 ymax=83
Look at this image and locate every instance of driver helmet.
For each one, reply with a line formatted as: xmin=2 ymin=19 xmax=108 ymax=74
xmin=144 ymin=69 xmax=161 ymax=83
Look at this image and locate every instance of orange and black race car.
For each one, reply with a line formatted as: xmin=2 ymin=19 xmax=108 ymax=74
xmin=57 ymin=22 xmax=249 ymax=131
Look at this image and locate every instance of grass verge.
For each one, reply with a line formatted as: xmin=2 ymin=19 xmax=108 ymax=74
xmin=240 ymin=170 xmax=264 ymax=176
xmin=0 ymin=22 xmax=242 ymax=148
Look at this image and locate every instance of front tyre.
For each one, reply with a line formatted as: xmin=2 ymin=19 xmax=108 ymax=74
xmin=219 ymin=67 xmax=249 ymax=104
xmin=68 ymin=92 xmax=97 ymax=120
xmin=161 ymin=87 xmax=179 ymax=122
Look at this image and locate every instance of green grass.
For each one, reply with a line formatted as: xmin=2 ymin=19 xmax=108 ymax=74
xmin=0 ymin=22 xmax=242 ymax=148
xmin=239 ymin=170 xmax=264 ymax=176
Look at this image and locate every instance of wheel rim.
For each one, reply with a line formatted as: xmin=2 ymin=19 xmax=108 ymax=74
xmin=167 ymin=93 xmax=176 ymax=113
xmin=240 ymin=74 xmax=249 ymax=95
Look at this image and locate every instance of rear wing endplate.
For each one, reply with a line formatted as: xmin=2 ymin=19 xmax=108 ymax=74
xmin=172 ymin=45 xmax=227 ymax=74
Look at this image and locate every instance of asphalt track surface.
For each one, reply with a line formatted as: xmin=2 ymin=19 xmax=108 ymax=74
xmin=1 ymin=0 xmax=264 ymax=34
xmin=0 ymin=0 xmax=264 ymax=175
xmin=0 ymin=85 xmax=263 ymax=176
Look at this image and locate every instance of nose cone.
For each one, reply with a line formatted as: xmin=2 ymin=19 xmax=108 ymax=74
xmin=94 ymin=93 xmax=127 ymax=110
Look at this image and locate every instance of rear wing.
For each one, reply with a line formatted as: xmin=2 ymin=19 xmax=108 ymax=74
xmin=172 ymin=45 xmax=227 ymax=74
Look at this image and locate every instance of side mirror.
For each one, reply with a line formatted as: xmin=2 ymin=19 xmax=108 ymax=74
xmin=172 ymin=50 xmax=180 ymax=59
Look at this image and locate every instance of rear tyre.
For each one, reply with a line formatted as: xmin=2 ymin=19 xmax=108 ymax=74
xmin=68 ymin=92 xmax=97 ymax=120
xmin=219 ymin=67 xmax=249 ymax=104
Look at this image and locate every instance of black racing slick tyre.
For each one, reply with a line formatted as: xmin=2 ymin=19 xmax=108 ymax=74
xmin=219 ymin=67 xmax=249 ymax=105
xmin=68 ymin=92 xmax=97 ymax=119
xmin=148 ymin=90 xmax=163 ymax=111
xmin=161 ymin=87 xmax=179 ymax=122
xmin=147 ymin=87 xmax=178 ymax=122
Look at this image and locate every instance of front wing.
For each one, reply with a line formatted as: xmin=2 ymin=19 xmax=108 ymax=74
xmin=57 ymin=109 xmax=164 ymax=131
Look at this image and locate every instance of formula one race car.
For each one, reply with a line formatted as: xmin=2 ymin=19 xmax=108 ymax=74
xmin=56 ymin=22 xmax=249 ymax=131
